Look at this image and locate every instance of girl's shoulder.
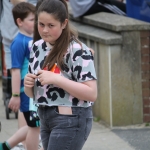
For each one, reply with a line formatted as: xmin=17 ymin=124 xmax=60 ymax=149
xmin=68 ymin=40 xmax=90 ymax=54
xmin=31 ymin=39 xmax=46 ymax=53
xmin=33 ymin=39 xmax=44 ymax=47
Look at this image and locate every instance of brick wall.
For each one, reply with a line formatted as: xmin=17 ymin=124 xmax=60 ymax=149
xmin=141 ymin=31 xmax=150 ymax=122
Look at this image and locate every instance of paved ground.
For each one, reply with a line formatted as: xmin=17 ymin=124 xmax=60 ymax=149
xmin=113 ymin=128 xmax=150 ymax=150
xmin=0 ymin=78 xmax=150 ymax=150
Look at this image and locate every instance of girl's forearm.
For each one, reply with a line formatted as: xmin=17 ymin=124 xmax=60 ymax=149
xmin=24 ymin=87 xmax=34 ymax=98
xmin=55 ymin=76 xmax=97 ymax=102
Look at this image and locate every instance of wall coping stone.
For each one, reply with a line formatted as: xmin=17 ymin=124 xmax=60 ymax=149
xmin=68 ymin=2 xmax=150 ymax=32
xmin=71 ymin=21 xmax=122 ymax=45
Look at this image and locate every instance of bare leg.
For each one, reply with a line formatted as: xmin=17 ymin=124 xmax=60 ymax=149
xmin=7 ymin=125 xmax=28 ymax=148
xmin=18 ymin=111 xmax=27 ymax=148
xmin=18 ymin=111 xmax=26 ymax=128
xmin=26 ymin=127 xmax=40 ymax=150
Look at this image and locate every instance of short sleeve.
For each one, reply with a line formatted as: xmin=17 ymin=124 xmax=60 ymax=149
xmin=28 ymin=44 xmax=35 ymax=74
xmin=11 ymin=40 xmax=26 ymax=69
xmin=28 ymin=40 xmax=43 ymax=75
xmin=70 ymin=42 xmax=97 ymax=82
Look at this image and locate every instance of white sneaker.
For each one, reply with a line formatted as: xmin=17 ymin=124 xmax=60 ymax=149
xmin=38 ymin=140 xmax=43 ymax=150
xmin=11 ymin=147 xmax=20 ymax=150
xmin=12 ymin=144 xmax=25 ymax=150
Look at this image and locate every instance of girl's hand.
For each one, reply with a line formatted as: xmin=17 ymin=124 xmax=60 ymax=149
xmin=37 ymin=70 xmax=59 ymax=85
xmin=24 ymin=73 xmax=37 ymax=88
xmin=89 ymin=48 xmax=94 ymax=56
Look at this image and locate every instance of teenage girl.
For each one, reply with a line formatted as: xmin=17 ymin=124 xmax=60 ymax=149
xmin=24 ymin=0 xmax=97 ymax=149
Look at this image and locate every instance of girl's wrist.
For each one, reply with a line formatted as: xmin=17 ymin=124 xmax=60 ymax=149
xmin=54 ymin=74 xmax=62 ymax=85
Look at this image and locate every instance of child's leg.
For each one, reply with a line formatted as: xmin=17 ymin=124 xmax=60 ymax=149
xmin=0 ymin=125 xmax=28 ymax=150
xmin=18 ymin=111 xmax=27 ymax=128
xmin=7 ymin=125 xmax=28 ymax=148
xmin=26 ymin=127 xmax=40 ymax=150
xmin=18 ymin=111 xmax=27 ymax=148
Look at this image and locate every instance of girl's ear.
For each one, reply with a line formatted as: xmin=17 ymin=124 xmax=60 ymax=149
xmin=16 ymin=18 xmax=23 ymax=27
xmin=62 ymin=19 xmax=68 ymax=29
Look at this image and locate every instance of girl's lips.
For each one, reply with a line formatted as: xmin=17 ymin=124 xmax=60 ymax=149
xmin=42 ymin=34 xmax=50 ymax=36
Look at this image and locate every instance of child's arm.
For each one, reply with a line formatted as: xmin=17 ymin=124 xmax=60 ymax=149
xmin=8 ymin=69 xmax=21 ymax=112
xmin=37 ymin=71 xmax=97 ymax=102
xmin=24 ymin=73 xmax=37 ymax=98
xmin=24 ymin=87 xmax=34 ymax=98
xmin=54 ymin=75 xmax=97 ymax=102
xmin=89 ymin=48 xmax=94 ymax=56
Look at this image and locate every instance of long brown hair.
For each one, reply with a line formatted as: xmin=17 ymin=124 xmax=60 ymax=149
xmin=35 ymin=0 xmax=81 ymax=71
xmin=33 ymin=0 xmax=43 ymax=43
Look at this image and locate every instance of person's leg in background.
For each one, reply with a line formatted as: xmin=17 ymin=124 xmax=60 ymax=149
xmin=0 ymin=126 xmax=28 ymax=150
xmin=110 ymin=0 xmax=126 ymax=13
xmin=18 ymin=111 xmax=27 ymax=148
xmin=82 ymin=0 xmax=126 ymax=17
xmin=82 ymin=0 xmax=113 ymax=16
xmin=3 ymin=44 xmax=12 ymax=70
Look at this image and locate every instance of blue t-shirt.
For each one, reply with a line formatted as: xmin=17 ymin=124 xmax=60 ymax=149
xmin=11 ymin=32 xmax=33 ymax=112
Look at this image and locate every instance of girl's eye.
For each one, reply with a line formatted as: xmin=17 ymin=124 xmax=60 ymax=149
xmin=49 ymin=24 xmax=54 ymax=28
xmin=39 ymin=23 xmax=44 ymax=27
xmin=30 ymin=19 xmax=35 ymax=21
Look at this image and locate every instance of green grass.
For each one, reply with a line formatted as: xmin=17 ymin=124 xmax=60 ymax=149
xmin=145 ymin=122 xmax=150 ymax=126
xmin=93 ymin=117 xmax=100 ymax=122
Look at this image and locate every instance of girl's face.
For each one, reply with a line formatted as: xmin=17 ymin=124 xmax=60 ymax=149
xmin=38 ymin=12 xmax=68 ymax=44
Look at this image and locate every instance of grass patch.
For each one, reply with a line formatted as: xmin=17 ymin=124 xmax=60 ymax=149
xmin=93 ymin=117 xmax=100 ymax=122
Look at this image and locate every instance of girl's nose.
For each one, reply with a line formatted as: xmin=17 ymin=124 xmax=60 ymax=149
xmin=43 ymin=26 xmax=48 ymax=32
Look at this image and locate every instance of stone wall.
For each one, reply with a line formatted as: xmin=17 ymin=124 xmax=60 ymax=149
xmin=68 ymin=3 xmax=150 ymax=127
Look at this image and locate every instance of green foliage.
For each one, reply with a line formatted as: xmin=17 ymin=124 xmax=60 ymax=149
xmin=93 ymin=117 xmax=100 ymax=122
xmin=145 ymin=122 xmax=150 ymax=126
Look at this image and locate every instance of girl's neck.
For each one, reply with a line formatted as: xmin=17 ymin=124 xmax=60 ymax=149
xmin=46 ymin=42 xmax=53 ymax=48
xmin=49 ymin=42 xmax=55 ymax=46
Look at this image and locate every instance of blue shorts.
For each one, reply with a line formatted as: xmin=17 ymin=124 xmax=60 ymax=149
xmin=20 ymin=92 xmax=29 ymax=112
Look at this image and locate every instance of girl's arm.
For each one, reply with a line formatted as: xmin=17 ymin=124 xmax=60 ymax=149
xmin=38 ymin=71 xmax=97 ymax=102
xmin=24 ymin=87 xmax=34 ymax=98
xmin=24 ymin=73 xmax=37 ymax=98
xmin=55 ymin=75 xmax=97 ymax=102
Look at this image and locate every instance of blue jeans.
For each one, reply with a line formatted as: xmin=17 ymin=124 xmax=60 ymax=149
xmin=38 ymin=106 xmax=93 ymax=150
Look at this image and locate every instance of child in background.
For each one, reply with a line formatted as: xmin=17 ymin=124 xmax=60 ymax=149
xmin=24 ymin=0 xmax=97 ymax=149
xmin=0 ymin=2 xmax=40 ymax=150
xmin=1 ymin=0 xmax=38 ymax=149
